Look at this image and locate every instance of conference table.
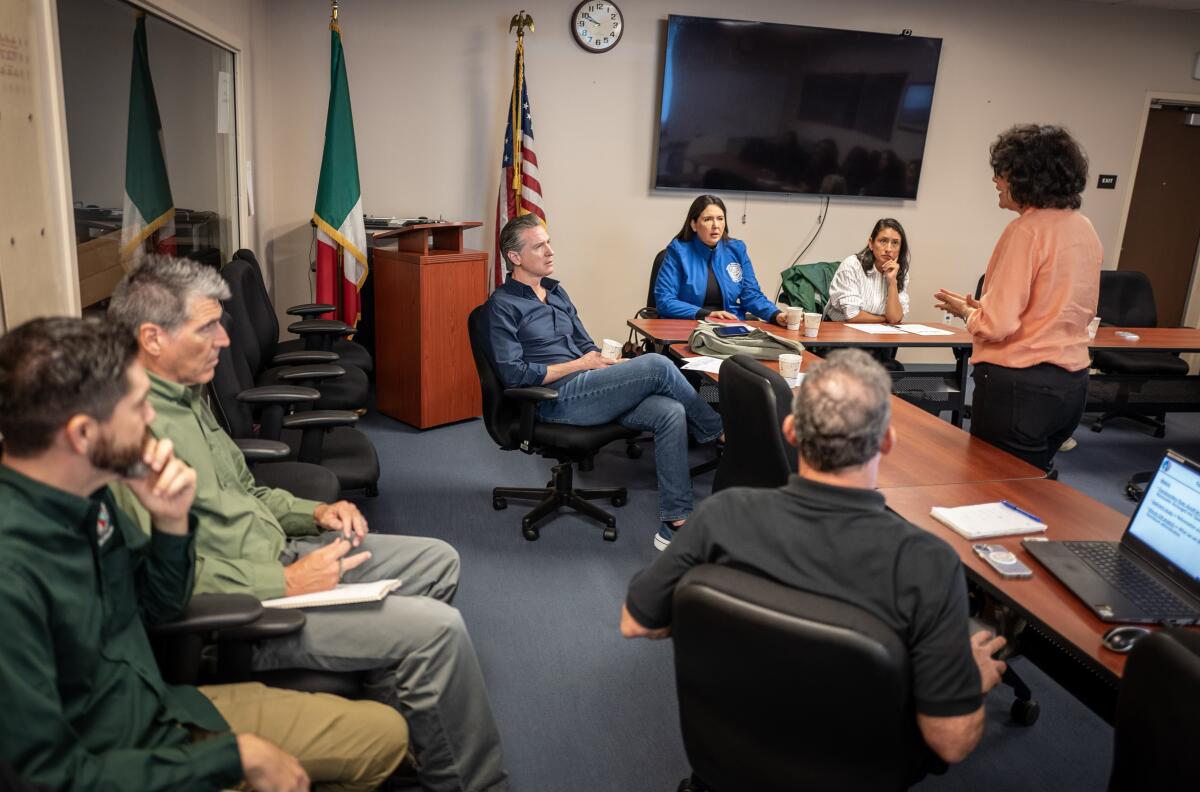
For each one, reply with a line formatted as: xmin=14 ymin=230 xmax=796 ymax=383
xmin=633 ymin=317 xmax=976 ymax=426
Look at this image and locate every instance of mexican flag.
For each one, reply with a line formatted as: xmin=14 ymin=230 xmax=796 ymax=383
xmin=312 ymin=17 xmax=366 ymax=326
xmin=120 ymin=13 xmax=175 ymax=262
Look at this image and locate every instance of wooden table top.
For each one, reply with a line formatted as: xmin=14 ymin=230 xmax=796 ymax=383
xmin=630 ymin=318 xmax=974 ymax=348
xmin=668 ymin=344 xmax=1043 ymax=487
xmin=636 ymin=318 xmax=1200 ymax=354
xmin=879 ymin=478 xmax=1145 ymax=680
xmin=1090 ymin=326 xmax=1200 ymax=352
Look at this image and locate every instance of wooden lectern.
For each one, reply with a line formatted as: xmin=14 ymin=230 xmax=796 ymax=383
xmin=371 ymin=222 xmax=486 ymax=428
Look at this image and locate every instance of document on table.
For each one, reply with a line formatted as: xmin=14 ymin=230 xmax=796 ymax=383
xmin=893 ymin=324 xmax=954 ymax=336
xmin=929 ymin=502 xmax=1048 ymax=540
xmin=846 ymin=324 xmax=910 ymax=334
xmin=262 ymin=579 xmax=402 ymax=609
xmin=680 ymin=355 xmax=724 ymax=374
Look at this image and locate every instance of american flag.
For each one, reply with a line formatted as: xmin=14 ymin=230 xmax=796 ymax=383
xmin=494 ymin=38 xmax=546 ymax=289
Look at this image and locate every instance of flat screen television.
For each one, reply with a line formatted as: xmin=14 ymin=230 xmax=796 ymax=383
xmin=655 ymin=15 xmax=942 ymax=199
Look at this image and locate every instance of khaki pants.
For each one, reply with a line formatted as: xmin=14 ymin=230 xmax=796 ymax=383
xmin=201 ymin=682 xmax=407 ymax=792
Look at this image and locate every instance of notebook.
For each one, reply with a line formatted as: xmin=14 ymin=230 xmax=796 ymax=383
xmin=1023 ymin=450 xmax=1200 ymax=624
xmin=929 ymin=501 xmax=1048 ymax=540
xmin=262 ymin=579 xmax=402 ymax=609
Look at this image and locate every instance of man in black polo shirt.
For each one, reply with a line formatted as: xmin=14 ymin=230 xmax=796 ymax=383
xmin=621 ymin=349 xmax=1007 ymax=764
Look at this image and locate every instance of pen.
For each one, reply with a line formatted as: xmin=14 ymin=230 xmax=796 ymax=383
xmin=1001 ymin=500 xmax=1043 ymax=523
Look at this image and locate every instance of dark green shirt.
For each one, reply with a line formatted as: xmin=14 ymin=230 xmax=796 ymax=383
xmin=0 ymin=465 xmax=242 ymax=791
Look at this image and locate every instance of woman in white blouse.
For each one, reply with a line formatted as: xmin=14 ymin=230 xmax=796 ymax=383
xmin=826 ymin=218 xmax=911 ymax=323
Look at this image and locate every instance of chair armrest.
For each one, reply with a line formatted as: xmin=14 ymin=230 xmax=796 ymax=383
xmin=504 ymin=386 xmax=559 ymax=402
xmin=288 ymin=319 xmax=355 ymax=337
xmin=147 ymin=593 xmax=264 ymax=637
xmin=282 ymin=409 xmax=360 ymax=429
xmin=236 ymin=384 xmax=322 ymax=404
xmin=271 ymin=350 xmax=339 ymax=366
xmin=276 ymin=363 xmax=346 ymax=382
xmin=218 ymin=607 xmax=306 ymax=642
xmin=287 ymin=303 xmax=336 ymax=317
xmin=235 ymin=438 xmax=292 ymax=462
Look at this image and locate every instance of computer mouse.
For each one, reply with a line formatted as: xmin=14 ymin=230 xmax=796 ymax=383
xmin=1101 ymin=625 xmax=1152 ymax=653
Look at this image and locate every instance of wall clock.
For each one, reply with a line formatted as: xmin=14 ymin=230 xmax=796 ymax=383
xmin=571 ymin=1 xmax=623 ymax=53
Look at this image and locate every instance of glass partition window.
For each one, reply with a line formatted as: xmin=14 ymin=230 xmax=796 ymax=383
xmin=57 ymin=0 xmax=238 ymax=307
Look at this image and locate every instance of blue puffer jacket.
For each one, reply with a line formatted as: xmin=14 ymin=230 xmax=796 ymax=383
xmin=654 ymin=236 xmax=781 ymax=322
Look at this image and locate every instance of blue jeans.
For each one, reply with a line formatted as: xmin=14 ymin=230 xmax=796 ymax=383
xmin=538 ymin=354 xmax=723 ymax=521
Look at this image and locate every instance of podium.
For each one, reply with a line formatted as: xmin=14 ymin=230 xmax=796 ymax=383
xmin=371 ymin=222 xmax=486 ymax=428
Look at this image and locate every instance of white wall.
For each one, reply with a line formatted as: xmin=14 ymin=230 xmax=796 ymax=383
xmin=235 ymin=0 xmax=1200 ymax=356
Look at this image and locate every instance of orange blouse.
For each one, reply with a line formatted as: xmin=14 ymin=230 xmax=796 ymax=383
xmin=967 ymin=208 xmax=1102 ymax=371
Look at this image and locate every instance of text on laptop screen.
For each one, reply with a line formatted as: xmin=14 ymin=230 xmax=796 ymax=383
xmin=1128 ymin=456 xmax=1200 ymax=582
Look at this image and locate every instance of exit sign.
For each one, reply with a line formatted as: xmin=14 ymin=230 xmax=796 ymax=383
xmin=1097 ymin=174 xmax=1118 ymax=189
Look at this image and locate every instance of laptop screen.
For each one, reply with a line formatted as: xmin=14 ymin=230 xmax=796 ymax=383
xmin=1127 ymin=454 xmax=1200 ymax=584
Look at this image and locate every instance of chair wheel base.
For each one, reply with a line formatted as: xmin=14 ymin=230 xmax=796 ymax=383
xmin=603 ymin=528 xmax=618 ymax=542
xmin=522 ymin=525 xmax=540 ymax=541
xmin=493 ymin=497 xmax=507 ymax=511
xmin=1011 ymin=697 xmax=1040 ymax=726
xmin=494 ymin=463 xmax=624 ymax=542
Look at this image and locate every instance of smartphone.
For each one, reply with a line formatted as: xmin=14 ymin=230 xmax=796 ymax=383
xmin=713 ymin=325 xmax=752 ymax=338
xmin=973 ymin=544 xmax=1033 ymax=579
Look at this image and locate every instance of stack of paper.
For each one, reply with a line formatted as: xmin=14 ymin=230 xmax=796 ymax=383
xmin=262 ymin=579 xmax=402 ymax=609
xmin=929 ymin=502 xmax=1048 ymax=540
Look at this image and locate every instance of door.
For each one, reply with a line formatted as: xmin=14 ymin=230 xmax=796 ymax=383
xmin=1117 ymin=104 xmax=1200 ymax=327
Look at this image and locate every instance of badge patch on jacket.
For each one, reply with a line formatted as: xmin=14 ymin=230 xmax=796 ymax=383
xmin=725 ymin=262 xmax=743 ymax=283
xmin=96 ymin=503 xmax=114 ymax=546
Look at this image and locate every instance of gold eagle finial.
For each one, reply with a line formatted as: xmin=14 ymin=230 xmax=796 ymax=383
xmin=509 ymin=10 xmax=534 ymax=38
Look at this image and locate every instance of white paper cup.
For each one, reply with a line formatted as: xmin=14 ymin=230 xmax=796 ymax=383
xmin=803 ymin=312 xmax=822 ymax=338
xmin=601 ymin=338 xmax=622 ymax=360
xmin=1087 ymin=316 xmax=1101 ymax=340
xmin=785 ymin=307 xmax=803 ymax=330
xmin=779 ymin=353 xmax=802 ymax=380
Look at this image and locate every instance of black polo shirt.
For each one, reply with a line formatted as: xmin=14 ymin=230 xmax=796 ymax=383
xmin=626 ymin=474 xmax=982 ymax=717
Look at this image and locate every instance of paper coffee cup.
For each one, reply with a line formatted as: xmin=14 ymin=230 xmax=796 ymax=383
xmin=601 ymin=338 xmax=622 ymax=360
xmin=803 ymin=312 xmax=821 ymax=338
xmin=779 ymin=353 xmax=802 ymax=380
xmin=785 ymin=307 xmax=803 ymax=330
xmin=1087 ymin=316 xmax=1101 ymax=340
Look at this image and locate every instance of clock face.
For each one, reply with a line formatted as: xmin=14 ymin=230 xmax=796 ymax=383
xmin=572 ymin=1 xmax=623 ymax=53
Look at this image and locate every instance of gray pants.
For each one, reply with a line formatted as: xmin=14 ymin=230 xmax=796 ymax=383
xmin=256 ymin=533 xmax=509 ymax=792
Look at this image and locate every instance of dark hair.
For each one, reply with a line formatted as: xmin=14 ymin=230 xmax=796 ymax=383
xmin=855 ymin=218 xmax=910 ymax=291
xmin=792 ymin=349 xmax=892 ymax=472
xmin=676 ymin=194 xmax=730 ymax=243
xmin=498 ymin=214 xmax=545 ymax=272
xmin=989 ymin=124 xmax=1088 ymax=210
xmin=0 ymin=317 xmax=139 ymax=456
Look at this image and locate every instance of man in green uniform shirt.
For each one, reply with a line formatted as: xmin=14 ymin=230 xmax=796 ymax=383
xmin=0 ymin=316 xmax=405 ymax=791
xmin=108 ymin=257 xmax=509 ymax=792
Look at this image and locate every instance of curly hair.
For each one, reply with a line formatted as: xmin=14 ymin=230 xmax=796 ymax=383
xmin=989 ymin=124 xmax=1088 ymax=210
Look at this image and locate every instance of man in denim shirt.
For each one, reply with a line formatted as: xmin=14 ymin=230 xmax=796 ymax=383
xmin=486 ymin=215 xmax=723 ymax=550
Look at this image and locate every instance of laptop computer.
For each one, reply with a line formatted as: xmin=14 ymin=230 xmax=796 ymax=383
xmin=1023 ymin=450 xmax=1200 ymax=625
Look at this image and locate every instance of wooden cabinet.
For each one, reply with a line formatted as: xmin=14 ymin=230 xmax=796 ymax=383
xmin=371 ymin=222 xmax=485 ymax=428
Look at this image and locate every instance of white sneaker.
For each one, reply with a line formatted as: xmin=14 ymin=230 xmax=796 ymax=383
xmin=1059 ymin=437 xmax=1078 ymax=452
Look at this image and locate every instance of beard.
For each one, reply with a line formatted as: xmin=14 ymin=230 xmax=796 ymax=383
xmin=90 ymin=428 xmax=150 ymax=479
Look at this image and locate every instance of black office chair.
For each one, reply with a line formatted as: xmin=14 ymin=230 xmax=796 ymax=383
xmin=1089 ymin=270 xmax=1188 ymax=437
xmin=221 ymin=257 xmax=370 ymax=411
xmin=1108 ymin=629 xmax=1200 ymax=791
xmin=148 ymin=593 xmax=363 ymax=698
xmin=211 ymin=328 xmax=381 ymax=496
xmin=712 ymin=355 xmax=794 ymax=493
xmin=231 ymin=248 xmax=373 ymax=375
xmin=638 ymin=249 xmax=670 ymax=320
xmin=467 ymin=305 xmax=637 ymax=541
xmin=672 ymin=565 xmax=937 ymax=792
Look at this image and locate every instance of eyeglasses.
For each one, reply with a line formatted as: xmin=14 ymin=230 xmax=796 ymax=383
xmin=874 ymin=238 xmax=901 ymax=249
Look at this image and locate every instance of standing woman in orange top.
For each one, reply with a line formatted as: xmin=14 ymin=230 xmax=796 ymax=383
xmin=935 ymin=125 xmax=1102 ymax=471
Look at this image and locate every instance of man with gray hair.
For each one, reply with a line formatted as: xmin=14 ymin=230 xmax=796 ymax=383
xmin=108 ymin=256 xmax=509 ymax=792
xmin=621 ymin=349 xmax=1006 ymax=769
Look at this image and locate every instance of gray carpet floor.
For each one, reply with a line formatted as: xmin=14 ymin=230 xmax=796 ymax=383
xmin=351 ymin=402 xmax=1200 ymax=792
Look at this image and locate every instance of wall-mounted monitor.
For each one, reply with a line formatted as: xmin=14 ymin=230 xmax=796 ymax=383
xmin=655 ymin=15 xmax=942 ymax=199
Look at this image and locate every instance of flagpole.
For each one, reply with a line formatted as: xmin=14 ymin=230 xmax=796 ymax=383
xmin=329 ymin=0 xmax=344 ymax=321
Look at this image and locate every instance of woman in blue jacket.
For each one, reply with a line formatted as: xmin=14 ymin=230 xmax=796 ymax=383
xmin=654 ymin=195 xmax=786 ymax=326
